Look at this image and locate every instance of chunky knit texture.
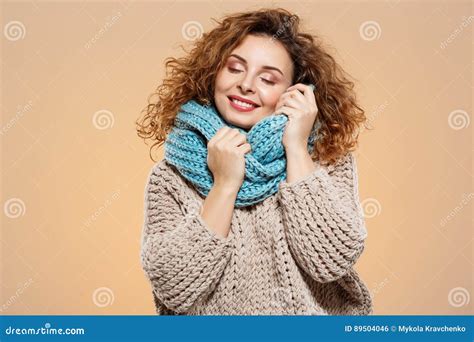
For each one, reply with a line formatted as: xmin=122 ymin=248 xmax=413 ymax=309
xmin=164 ymin=99 xmax=318 ymax=207
xmin=140 ymin=151 xmax=373 ymax=315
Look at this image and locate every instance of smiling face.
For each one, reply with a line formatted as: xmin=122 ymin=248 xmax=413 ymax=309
xmin=213 ymin=34 xmax=294 ymax=130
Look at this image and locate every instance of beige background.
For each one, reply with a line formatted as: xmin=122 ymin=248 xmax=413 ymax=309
xmin=1 ymin=0 xmax=472 ymax=315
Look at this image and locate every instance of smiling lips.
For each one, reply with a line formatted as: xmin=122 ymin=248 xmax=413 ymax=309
xmin=228 ymin=96 xmax=260 ymax=112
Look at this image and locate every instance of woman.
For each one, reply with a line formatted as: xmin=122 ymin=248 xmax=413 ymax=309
xmin=136 ymin=7 xmax=372 ymax=315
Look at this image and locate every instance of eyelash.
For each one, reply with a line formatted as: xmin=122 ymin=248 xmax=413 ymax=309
xmin=228 ymin=67 xmax=275 ymax=85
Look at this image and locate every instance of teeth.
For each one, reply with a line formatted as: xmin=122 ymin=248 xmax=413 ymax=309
xmin=231 ymin=98 xmax=255 ymax=108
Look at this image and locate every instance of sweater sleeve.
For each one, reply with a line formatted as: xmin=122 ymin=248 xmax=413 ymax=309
xmin=277 ymin=152 xmax=368 ymax=283
xmin=140 ymin=163 xmax=233 ymax=314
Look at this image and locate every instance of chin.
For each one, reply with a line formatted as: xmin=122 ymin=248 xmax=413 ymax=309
xmin=224 ymin=113 xmax=254 ymax=130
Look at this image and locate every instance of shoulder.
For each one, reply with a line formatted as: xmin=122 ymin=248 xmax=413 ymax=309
xmin=323 ymin=151 xmax=362 ymax=203
xmin=144 ymin=160 xmax=201 ymax=208
xmin=144 ymin=159 xmax=187 ymax=195
xmin=146 ymin=159 xmax=183 ymax=184
xmin=326 ymin=151 xmax=356 ymax=176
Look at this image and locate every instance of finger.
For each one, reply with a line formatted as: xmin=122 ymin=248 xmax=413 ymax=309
xmin=285 ymin=83 xmax=312 ymax=93
xmin=213 ymin=126 xmax=235 ymax=144
xmin=279 ymin=94 xmax=305 ymax=111
xmin=286 ymin=83 xmax=316 ymax=105
xmin=278 ymin=89 xmax=306 ymax=109
xmin=274 ymin=105 xmax=298 ymax=118
xmin=212 ymin=126 xmax=230 ymax=142
xmin=237 ymin=143 xmax=252 ymax=154
xmin=229 ymin=132 xmax=248 ymax=147
xmin=219 ymin=128 xmax=242 ymax=144
xmin=289 ymin=89 xmax=307 ymax=104
xmin=281 ymin=88 xmax=306 ymax=102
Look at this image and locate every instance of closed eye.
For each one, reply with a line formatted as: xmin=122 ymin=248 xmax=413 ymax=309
xmin=261 ymin=78 xmax=275 ymax=85
xmin=228 ymin=67 xmax=275 ymax=85
xmin=228 ymin=67 xmax=242 ymax=73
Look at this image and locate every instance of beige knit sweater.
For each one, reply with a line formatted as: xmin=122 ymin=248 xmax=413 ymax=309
xmin=140 ymin=152 xmax=373 ymax=315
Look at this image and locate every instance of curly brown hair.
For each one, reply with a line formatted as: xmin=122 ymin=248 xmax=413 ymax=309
xmin=136 ymin=7 xmax=369 ymax=166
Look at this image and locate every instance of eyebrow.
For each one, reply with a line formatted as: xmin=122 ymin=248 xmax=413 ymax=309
xmin=228 ymin=54 xmax=284 ymax=76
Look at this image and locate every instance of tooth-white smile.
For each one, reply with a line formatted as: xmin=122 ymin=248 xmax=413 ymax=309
xmin=231 ymin=98 xmax=255 ymax=108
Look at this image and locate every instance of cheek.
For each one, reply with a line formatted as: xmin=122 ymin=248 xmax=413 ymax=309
xmin=258 ymin=88 xmax=285 ymax=108
xmin=215 ymin=71 xmax=235 ymax=92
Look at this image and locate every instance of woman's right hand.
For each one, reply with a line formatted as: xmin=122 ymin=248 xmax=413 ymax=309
xmin=207 ymin=127 xmax=251 ymax=193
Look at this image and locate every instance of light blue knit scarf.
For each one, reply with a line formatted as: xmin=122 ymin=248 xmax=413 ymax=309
xmin=164 ymin=99 xmax=319 ymax=207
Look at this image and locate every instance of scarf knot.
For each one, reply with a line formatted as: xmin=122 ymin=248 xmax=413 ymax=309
xmin=164 ymin=99 xmax=319 ymax=207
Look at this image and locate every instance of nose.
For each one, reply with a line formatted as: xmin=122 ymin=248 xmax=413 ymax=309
xmin=237 ymin=74 xmax=256 ymax=94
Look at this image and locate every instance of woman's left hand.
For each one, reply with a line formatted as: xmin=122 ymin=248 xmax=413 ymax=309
xmin=274 ymin=83 xmax=319 ymax=151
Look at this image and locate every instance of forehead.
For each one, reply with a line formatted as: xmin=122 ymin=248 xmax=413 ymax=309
xmin=228 ymin=35 xmax=294 ymax=76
